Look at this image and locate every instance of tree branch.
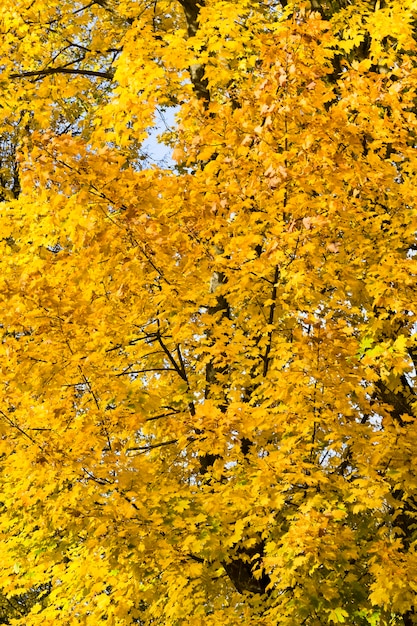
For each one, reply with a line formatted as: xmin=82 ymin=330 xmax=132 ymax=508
xmin=177 ymin=0 xmax=210 ymax=103
xmin=262 ymin=265 xmax=280 ymax=377
xmin=10 ymin=67 xmax=114 ymax=80
xmin=126 ymin=439 xmax=178 ymax=453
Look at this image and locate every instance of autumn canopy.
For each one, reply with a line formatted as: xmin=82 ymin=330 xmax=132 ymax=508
xmin=0 ymin=0 xmax=417 ymax=624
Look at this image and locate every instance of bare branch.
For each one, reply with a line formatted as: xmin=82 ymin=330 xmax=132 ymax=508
xmin=116 ymin=367 xmax=176 ymax=376
xmin=126 ymin=439 xmax=178 ymax=453
xmin=262 ymin=265 xmax=280 ymax=377
xmin=10 ymin=67 xmax=114 ymax=80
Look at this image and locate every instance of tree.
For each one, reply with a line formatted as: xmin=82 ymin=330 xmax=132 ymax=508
xmin=0 ymin=0 xmax=417 ymax=623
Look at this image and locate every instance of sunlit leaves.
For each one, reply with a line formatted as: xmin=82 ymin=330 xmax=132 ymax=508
xmin=0 ymin=0 xmax=417 ymax=625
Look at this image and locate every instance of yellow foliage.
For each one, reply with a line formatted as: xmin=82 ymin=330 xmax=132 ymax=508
xmin=0 ymin=0 xmax=416 ymax=624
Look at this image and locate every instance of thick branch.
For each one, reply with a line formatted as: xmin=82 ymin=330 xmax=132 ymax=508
xmin=177 ymin=0 xmax=210 ymax=103
xmin=10 ymin=67 xmax=114 ymax=80
xmin=176 ymin=0 xmax=271 ymax=599
xmin=223 ymin=540 xmax=271 ymax=596
xmin=178 ymin=0 xmax=203 ymax=37
xmin=375 ymin=377 xmax=414 ymax=426
xmin=263 ymin=265 xmax=280 ymax=377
